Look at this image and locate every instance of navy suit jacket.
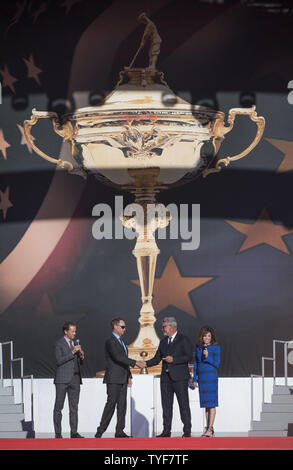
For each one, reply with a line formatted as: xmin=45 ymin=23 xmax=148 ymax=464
xmin=103 ymin=334 xmax=136 ymax=384
xmin=146 ymin=332 xmax=193 ymax=382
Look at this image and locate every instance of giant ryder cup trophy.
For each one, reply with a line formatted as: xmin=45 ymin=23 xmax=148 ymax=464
xmin=24 ymin=13 xmax=265 ymax=374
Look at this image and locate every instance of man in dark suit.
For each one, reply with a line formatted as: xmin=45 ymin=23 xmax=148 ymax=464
xmin=53 ymin=321 xmax=85 ymax=438
xmin=146 ymin=317 xmax=193 ymax=437
xmin=95 ymin=317 xmax=145 ymax=438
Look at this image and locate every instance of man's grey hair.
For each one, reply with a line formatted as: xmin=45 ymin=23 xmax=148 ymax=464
xmin=163 ymin=317 xmax=177 ymax=329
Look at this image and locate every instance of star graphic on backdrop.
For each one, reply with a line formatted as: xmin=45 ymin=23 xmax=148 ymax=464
xmin=225 ymin=208 xmax=293 ymax=255
xmin=0 ymin=129 xmax=11 ymax=159
xmin=0 ymin=187 xmax=13 ymax=221
xmin=36 ymin=292 xmax=86 ymax=322
xmin=131 ymin=256 xmax=214 ymax=318
xmin=6 ymin=1 xmax=27 ymax=34
xmin=60 ymin=0 xmax=82 ymax=14
xmin=31 ymin=2 xmax=47 ymax=24
xmin=22 ymin=54 xmax=42 ymax=85
xmin=0 ymin=65 xmax=18 ymax=94
xmin=17 ymin=124 xmax=35 ymax=153
xmin=36 ymin=293 xmax=56 ymax=318
xmin=266 ymin=138 xmax=293 ymax=173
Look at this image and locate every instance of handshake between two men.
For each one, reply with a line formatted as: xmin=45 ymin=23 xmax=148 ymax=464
xmin=135 ymin=360 xmax=146 ymax=369
xmin=96 ymin=317 xmax=191 ymax=439
xmin=134 ymin=355 xmax=173 ymax=369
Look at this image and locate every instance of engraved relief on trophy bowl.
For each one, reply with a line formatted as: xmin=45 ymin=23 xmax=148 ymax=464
xmin=69 ymin=110 xmax=222 ymax=188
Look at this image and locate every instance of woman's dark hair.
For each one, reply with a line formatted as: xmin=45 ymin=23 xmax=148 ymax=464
xmin=197 ymin=325 xmax=218 ymax=348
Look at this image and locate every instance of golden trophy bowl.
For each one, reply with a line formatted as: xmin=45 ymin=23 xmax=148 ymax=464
xmin=24 ymin=14 xmax=265 ymax=373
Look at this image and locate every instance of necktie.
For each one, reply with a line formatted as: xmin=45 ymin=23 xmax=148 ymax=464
xmin=69 ymin=340 xmax=74 ymax=350
xmin=166 ymin=337 xmax=172 ymax=372
xmin=119 ymin=338 xmax=127 ymax=354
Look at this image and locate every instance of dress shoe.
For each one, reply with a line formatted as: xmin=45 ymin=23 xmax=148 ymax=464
xmin=115 ymin=431 xmax=131 ymax=438
xmin=182 ymin=432 xmax=191 ymax=437
xmin=95 ymin=432 xmax=103 ymax=438
xmin=156 ymin=431 xmax=171 ymax=437
xmin=55 ymin=433 xmax=62 ymax=438
xmin=71 ymin=432 xmax=84 ymax=438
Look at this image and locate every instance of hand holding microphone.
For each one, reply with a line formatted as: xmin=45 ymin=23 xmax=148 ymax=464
xmin=73 ymin=339 xmax=84 ymax=359
xmin=202 ymin=343 xmax=208 ymax=358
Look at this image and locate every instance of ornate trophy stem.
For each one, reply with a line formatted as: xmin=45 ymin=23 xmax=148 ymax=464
xmin=121 ymin=175 xmax=171 ymax=374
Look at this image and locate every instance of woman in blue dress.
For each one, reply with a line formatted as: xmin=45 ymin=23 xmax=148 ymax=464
xmin=193 ymin=326 xmax=220 ymax=437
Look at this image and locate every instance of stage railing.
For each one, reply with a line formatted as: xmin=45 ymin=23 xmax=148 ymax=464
xmin=251 ymin=339 xmax=291 ymax=422
xmin=0 ymin=341 xmax=34 ymax=425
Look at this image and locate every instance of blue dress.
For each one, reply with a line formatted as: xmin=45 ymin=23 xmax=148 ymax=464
xmin=193 ymin=344 xmax=220 ymax=408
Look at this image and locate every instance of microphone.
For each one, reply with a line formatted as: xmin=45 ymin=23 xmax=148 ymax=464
xmin=75 ymin=339 xmax=80 ymax=356
xmin=202 ymin=343 xmax=208 ymax=358
xmin=202 ymin=343 xmax=208 ymax=357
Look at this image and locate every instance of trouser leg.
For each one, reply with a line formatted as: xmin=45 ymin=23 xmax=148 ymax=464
xmin=116 ymin=383 xmax=127 ymax=434
xmin=53 ymin=383 xmax=67 ymax=435
xmin=174 ymin=379 xmax=191 ymax=434
xmin=160 ymin=377 xmax=174 ymax=432
xmin=97 ymin=383 xmax=121 ymax=434
xmin=67 ymin=374 xmax=81 ymax=435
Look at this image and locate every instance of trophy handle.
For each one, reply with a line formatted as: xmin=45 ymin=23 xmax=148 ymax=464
xmin=216 ymin=105 xmax=265 ymax=170
xmin=23 ymin=108 xmax=74 ymax=171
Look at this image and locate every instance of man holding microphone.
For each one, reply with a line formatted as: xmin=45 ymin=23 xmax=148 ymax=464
xmin=53 ymin=321 xmax=85 ymax=438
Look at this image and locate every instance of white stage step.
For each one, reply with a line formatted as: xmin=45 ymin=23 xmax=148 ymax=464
xmin=0 ymin=396 xmax=15 ymax=405
xmin=0 ymin=421 xmax=23 ymax=431
xmin=251 ymin=384 xmax=293 ymax=435
xmin=0 ymin=386 xmax=28 ymax=437
xmin=0 ymin=386 xmax=14 ymax=396
xmin=0 ymin=404 xmax=23 ymax=413
xmin=272 ymin=394 xmax=293 ymax=404
xmin=0 ymin=341 xmax=32 ymax=438
xmin=273 ymin=385 xmax=293 ymax=395
xmin=260 ymin=411 xmax=293 ymax=422
xmin=262 ymin=403 xmax=293 ymax=412
xmin=251 ymin=420 xmax=288 ymax=431
xmin=0 ymin=413 xmax=25 ymax=422
xmin=0 ymin=431 xmax=28 ymax=438
xmin=248 ymin=430 xmax=288 ymax=437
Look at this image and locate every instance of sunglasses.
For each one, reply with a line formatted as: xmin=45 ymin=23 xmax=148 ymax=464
xmin=118 ymin=325 xmax=126 ymax=329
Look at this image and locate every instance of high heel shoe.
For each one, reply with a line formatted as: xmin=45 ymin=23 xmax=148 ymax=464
xmin=202 ymin=426 xmax=214 ymax=437
xmin=201 ymin=426 xmax=208 ymax=437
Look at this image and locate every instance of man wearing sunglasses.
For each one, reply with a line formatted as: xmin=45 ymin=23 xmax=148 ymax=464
xmin=95 ymin=317 xmax=145 ymax=438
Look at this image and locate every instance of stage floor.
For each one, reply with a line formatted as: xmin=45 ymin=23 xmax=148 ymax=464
xmin=0 ymin=437 xmax=292 ymax=450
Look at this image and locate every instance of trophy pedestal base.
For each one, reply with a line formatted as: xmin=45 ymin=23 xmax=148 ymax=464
xmin=95 ymin=341 xmax=163 ymax=377
xmin=128 ymin=345 xmax=162 ymax=375
xmin=96 ymin=371 xmax=105 ymax=378
xmin=130 ymin=364 xmax=161 ymax=375
xmin=95 ymin=365 xmax=161 ymax=377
